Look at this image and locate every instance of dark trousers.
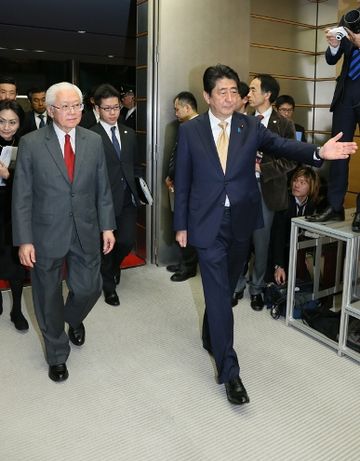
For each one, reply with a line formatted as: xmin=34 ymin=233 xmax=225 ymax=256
xmin=31 ymin=227 xmax=102 ymax=366
xmin=101 ymin=198 xmax=137 ymax=294
xmin=329 ymin=78 xmax=360 ymax=210
xmin=179 ymin=244 xmax=198 ymax=272
xmin=196 ymin=208 xmax=250 ymax=384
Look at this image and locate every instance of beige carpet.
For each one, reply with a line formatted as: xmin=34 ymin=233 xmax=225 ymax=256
xmin=0 ymin=264 xmax=359 ymax=461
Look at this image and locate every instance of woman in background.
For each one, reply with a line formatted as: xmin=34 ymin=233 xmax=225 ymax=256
xmin=0 ymin=99 xmax=28 ymax=330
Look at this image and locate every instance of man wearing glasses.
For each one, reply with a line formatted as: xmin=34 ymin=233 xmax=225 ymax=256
xmin=91 ymin=83 xmax=140 ymax=307
xmin=12 ymin=82 xmax=116 ymax=382
xmin=275 ymin=94 xmax=307 ymax=143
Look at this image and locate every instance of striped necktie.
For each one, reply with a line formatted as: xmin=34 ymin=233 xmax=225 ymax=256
xmin=111 ymin=126 xmax=121 ymax=159
xmin=348 ymin=48 xmax=360 ymax=80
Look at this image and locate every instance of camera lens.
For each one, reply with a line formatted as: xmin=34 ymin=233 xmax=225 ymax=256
xmin=344 ymin=9 xmax=360 ymax=34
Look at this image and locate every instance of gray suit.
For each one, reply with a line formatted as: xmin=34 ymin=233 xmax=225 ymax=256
xmin=12 ymin=125 xmax=115 ymax=365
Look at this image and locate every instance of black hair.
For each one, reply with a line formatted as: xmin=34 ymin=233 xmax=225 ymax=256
xmin=238 ymin=81 xmax=250 ymax=99
xmin=27 ymin=87 xmax=47 ymax=100
xmin=253 ymin=74 xmax=280 ymax=103
xmin=93 ymin=83 xmax=120 ymax=106
xmin=174 ymin=91 xmax=198 ymax=111
xmin=0 ymin=75 xmax=17 ymax=87
xmin=275 ymin=94 xmax=296 ymax=110
xmin=203 ymin=64 xmax=241 ymax=95
xmin=0 ymin=99 xmax=25 ymax=126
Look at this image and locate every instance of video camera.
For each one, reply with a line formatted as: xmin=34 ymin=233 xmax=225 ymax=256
xmin=344 ymin=9 xmax=360 ymax=34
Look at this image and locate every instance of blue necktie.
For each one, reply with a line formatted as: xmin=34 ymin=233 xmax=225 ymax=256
xmin=111 ymin=126 xmax=121 ymax=159
xmin=38 ymin=114 xmax=45 ymax=128
xmin=348 ymin=49 xmax=360 ymax=80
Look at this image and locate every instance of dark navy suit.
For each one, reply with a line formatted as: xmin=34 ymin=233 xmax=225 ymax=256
xmin=326 ymin=24 xmax=360 ymax=210
xmin=174 ymin=111 xmax=322 ymax=383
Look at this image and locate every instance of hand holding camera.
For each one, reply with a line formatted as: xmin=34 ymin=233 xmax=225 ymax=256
xmin=327 ymin=26 xmax=348 ymax=41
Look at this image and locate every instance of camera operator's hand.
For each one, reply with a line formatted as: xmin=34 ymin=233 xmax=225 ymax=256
xmin=347 ymin=30 xmax=360 ymax=47
xmin=325 ymin=28 xmax=341 ymax=48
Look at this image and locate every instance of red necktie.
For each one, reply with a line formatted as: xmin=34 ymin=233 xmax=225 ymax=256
xmin=64 ymin=134 xmax=75 ymax=182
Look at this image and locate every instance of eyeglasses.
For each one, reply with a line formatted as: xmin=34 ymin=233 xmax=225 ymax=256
xmin=278 ymin=107 xmax=294 ymax=113
xmin=0 ymin=118 xmax=18 ymax=127
xmin=51 ymin=103 xmax=84 ymax=113
xmin=99 ymin=105 xmax=121 ymax=112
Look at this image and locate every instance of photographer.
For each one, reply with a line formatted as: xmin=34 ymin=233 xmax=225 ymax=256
xmin=273 ymin=167 xmax=320 ymax=285
xmin=307 ymin=8 xmax=360 ymax=231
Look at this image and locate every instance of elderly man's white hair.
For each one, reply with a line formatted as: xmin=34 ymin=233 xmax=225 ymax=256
xmin=45 ymin=82 xmax=83 ymax=106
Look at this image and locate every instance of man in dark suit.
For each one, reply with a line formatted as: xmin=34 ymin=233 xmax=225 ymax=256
xmin=91 ymin=84 xmax=139 ymax=306
xmin=165 ymin=91 xmax=199 ymax=282
xmin=234 ymin=74 xmax=296 ymax=310
xmin=120 ymin=88 xmax=136 ymax=130
xmin=79 ymin=85 xmax=99 ymax=129
xmin=174 ymin=64 xmax=357 ymax=405
xmin=307 ymin=9 xmax=360 ymax=228
xmin=12 ymin=82 xmax=116 ymax=382
xmin=20 ymin=87 xmax=52 ymax=136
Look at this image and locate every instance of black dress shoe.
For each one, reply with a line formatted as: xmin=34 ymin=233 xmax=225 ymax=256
xmin=10 ymin=310 xmax=29 ymax=331
xmin=232 ymin=289 xmax=245 ymax=306
xmin=68 ymin=323 xmax=85 ymax=346
xmin=225 ymin=377 xmax=250 ymax=405
xmin=166 ymin=264 xmax=180 ymax=273
xmin=352 ymin=212 xmax=360 ymax=232
xmin=250 ymin=294 xmax=264 ymax=311
xmin=48 ymin=363 xmax=69 ymax=382
xmin=170 ymin=270 xmax=197 ymax=282
xmin=104 ymin=291 xmax=120 ymax=306
xmin=306 ymin=205 xmax=345 ymax=223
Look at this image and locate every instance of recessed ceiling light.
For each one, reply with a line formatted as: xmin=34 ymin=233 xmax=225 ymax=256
xmin=107 ymin=55 xmax=115 ymax=58
xmin=14 ymin=48 xmax=25 ymax=51
xmin=34 ymin=49 xmax=46 ymax=53
xmin=77 ymin=30 xmax=86 ymax=34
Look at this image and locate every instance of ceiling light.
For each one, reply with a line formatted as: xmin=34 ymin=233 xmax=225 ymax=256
xmin=77 ymin=30 xmax=86 ymax=34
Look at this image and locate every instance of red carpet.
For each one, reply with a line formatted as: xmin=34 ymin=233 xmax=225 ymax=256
xmin=0 ymin=253 xmax=146 ymax=290
xmin=120 ymin=253 xmax=146 ymax=269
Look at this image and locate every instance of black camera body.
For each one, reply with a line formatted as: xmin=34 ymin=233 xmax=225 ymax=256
xmin=344 ymin=9 xmax=360 ymax=34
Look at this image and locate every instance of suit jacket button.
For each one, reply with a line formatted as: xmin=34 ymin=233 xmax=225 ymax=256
xmin=69 ymin=212 xmax=73 ymax=217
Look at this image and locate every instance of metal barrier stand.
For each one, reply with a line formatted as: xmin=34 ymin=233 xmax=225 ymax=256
xmin=285 ymin=208 xmax=360 ymax=362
